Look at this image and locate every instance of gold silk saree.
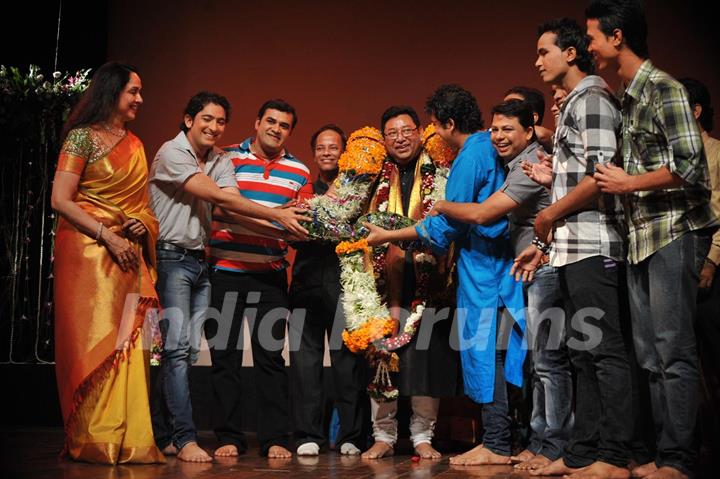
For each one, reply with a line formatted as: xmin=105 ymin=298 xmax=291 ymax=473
xmin=53 ymin=127 xmax=164 ymax=464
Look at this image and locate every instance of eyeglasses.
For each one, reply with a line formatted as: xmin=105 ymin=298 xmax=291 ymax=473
xmin=384 ymin=127 xmax=417 ymax=141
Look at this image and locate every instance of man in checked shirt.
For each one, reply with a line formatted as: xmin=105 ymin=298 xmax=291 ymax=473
xmin=515 ymin=17 xmax=634 ymax=479
xmin=586 ymin=2 xmax=718 ymax=478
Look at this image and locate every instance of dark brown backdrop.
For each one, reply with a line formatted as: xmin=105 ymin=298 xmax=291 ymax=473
xmin=107 ymin=0 xmax=720 ymax=172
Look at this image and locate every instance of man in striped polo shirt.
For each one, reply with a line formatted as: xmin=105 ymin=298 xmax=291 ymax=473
xmin=204 ymin=99 xmax=310 ymax=459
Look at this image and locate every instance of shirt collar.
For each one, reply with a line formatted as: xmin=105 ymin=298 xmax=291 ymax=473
xmin=505 ymin=141 xmax=540 ymax=170
xmin=172 ymin=131 xmax=224 ymax=165
xmin=240 ymin=136 xmax=295 ymax=162
xmin=564 ymin=75 xmax=610 ymax=104
xmin=623 ymin=59 xmax=654 ymax=101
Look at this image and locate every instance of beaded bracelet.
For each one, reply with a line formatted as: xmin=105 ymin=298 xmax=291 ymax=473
xmin=532 ymin=235 xmax=551 ymax=254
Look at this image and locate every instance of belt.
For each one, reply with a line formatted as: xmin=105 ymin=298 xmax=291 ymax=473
xmin=157 ymin=241 xmax=205 ymax=260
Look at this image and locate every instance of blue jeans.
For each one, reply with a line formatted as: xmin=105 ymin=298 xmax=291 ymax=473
xmin=150 ymin=249 xmax=210 ymax=450
xmin=525 ymin=265 xmax=573 ymax=460
xmin=627 ymin=231 xmax=711 ymax=477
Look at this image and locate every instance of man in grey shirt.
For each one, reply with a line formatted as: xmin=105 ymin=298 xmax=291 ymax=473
xmin=431 ymin=99 xmax=571 ymax=470
xmin=148 ymin=91 xmax=308 ymax=463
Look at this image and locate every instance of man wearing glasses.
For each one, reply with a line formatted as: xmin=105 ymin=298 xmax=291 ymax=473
xmin=360 ymin=106 xmax=460 ymax=460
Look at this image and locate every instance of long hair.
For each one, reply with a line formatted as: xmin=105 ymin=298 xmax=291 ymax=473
xmin=62 ymin=61 xmax=139 ymax=140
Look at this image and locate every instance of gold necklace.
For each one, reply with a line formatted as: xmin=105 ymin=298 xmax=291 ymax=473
xmin=101 ymin=122 xmax=126 ymax=137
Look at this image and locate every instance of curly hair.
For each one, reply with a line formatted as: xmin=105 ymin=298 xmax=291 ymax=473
xmin=424 ymin=84 xmax=483 ymax=134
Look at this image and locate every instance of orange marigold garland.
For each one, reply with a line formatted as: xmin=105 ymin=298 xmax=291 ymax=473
xmin=334 ymin=125 xmax=458 ymax=401
xmin=422 ymin=123 xmax=456 ymax=167
xmin=337 ymin=126 xmax=386 ymax=176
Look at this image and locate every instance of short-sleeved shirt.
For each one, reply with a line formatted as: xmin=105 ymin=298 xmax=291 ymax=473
xmin=208 ymin=137 xmax=310 ymax=273
xmin=149 ymin=131 xmax=237 ymax=250
xmin=621 ymin=60 xmax=717 ymax=264
xmin=499 ymin=141 xmax=552 ymax=256
xmin=550 ymin=75 xmax=626 ymax=268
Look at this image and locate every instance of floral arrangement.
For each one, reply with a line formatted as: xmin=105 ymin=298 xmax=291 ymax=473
xmin=0 ymin=65 xmax=91 ymax=142
xmin=0 ymin=65 xmax=91 ymax=97
xmin=302 ymin=127 xmax=386 ymax=240
xmin=324 ymin=124 xmax=457 ymax=401
xmin=0 ymin=65 xmax=91 ymax=364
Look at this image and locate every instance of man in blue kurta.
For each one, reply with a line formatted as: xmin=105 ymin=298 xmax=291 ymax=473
xmin=365 ymin=84 xmax=526 ymax=465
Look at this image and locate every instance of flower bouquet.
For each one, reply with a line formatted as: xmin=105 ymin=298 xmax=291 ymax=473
xmin=302 ymin=126 xmax=386 ymax=241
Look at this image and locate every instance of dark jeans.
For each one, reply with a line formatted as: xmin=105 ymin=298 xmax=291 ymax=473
xmin=696 ymin=254 xmax=720 ymax=459
xmin=151 ymin=249 xmax=210 ymax=450
xmin=289 ymin=285 xmax=368 ymax=450
xmin=627 ymin=231 xmax=711 ymax=476
xmin=204 ymin=268 xmax=290 ymax=456
xmin=525 ymin=265 xmax=573 ymax=460
xmin=560 ymin=256 xmax=633 ymax=468
xmin=481 ymin=347 xmax=512 ymax=456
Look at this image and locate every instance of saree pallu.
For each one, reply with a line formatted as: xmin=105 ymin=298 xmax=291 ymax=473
xmin=54 ymin=130 xmax=164 ymax=464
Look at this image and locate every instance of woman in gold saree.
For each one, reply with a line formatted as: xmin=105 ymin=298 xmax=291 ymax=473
xmin=51 ymin=62 xmax=164 ymax=464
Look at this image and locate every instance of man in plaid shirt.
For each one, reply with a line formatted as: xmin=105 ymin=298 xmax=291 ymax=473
xmin=587 ymin=1 xmax=718 ymax=478
xmin=518 ymin=17 xmax=634 ymax=479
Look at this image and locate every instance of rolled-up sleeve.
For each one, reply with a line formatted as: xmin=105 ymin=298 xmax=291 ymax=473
xmin=657 ymin=84 xmax=705 ymax=184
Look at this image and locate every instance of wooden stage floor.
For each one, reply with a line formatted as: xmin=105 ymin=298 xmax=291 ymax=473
xmin=0 ymin=427 xmax=536 ymax=479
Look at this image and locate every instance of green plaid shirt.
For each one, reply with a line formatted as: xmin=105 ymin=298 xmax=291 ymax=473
xmin=621 ymin=60 xmax=717 ymax=264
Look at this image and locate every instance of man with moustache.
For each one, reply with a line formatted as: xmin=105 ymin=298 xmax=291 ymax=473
xmin=364 ymin=86 xmax=528 ymax=466
xmin=360 ymin=106 xmax=460 ymax=461
xmin=290 ymin=124 xmax=368 ymax=457
xmin=430 ymin=100 xmax=570 ymax=471
xmin=205 ymin=99 xmax=310 ymax=459
xmin=149 ymin=92 xmax=308 ymax=462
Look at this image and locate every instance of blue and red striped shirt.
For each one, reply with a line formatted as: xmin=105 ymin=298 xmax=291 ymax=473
xmin=208 ymin=137 xmax=310 ymax=273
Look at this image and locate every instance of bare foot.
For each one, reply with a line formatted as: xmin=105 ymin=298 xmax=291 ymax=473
xmin=530 ymin=457 xmax=580 ymax=476
xmin=449 ymin=444 xmax=511 ymax=466
xmin=565 ymin=461 xmax=631 ymax=479
xmin=511 ymin=448 xmax=536 ymax=463
xmin=632 ymin=462 xmax=658 ymax=477
xmin=161 ymin=444 xmax=178 ymax=456
xmin=267 ymin=445 xmax=292 ymax=459
xmin=644 ymin=466 xmax=688 ymax=479
xmin=516 ymin=454 xmax=552 ymax=471
xmin=361 ymin=441 xmax=394 ymax=459
xmin=177 ymin=442 xmax=212 ymax=463
xmin=214 ymin=444 xmax=239 ymax=457
xmin=414 ymin=442 xmax=441 ymax=460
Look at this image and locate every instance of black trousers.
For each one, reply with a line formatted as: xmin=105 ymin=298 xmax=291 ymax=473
xmin=204 ymin=268 xmax=290 ymax=455
xmin=289 ymin=284 xmax=368 ymax=450
xmin=560 ymin=256 xmax=633 ymax=468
